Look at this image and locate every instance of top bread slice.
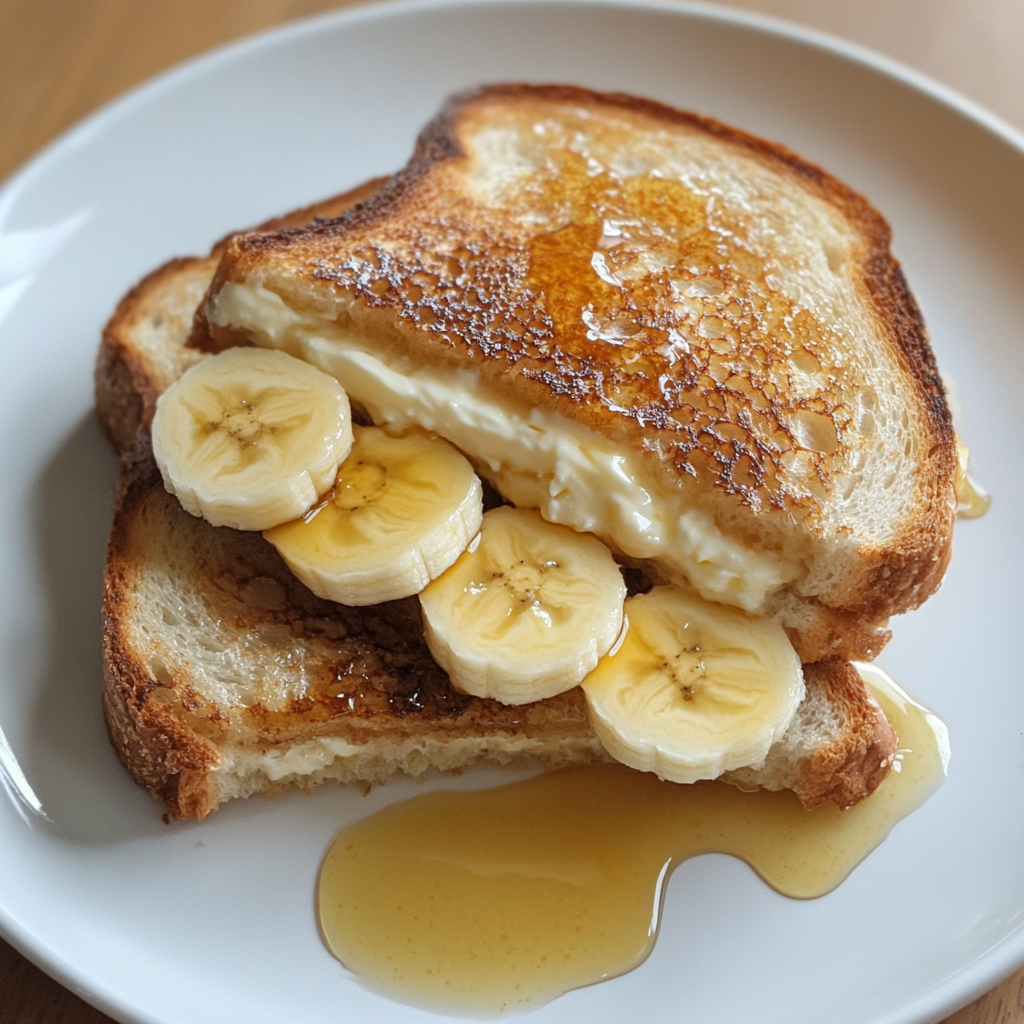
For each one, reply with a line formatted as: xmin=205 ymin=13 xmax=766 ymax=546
xmin=194 ymin=84 xmax=957 ymax=666
xmin=97 ymin=179 xmax=896 ymax=820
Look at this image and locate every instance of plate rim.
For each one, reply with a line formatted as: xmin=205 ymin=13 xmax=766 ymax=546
xmin=2 ymin=1 xmax=1023 ymax=1022
xmin=3 ymin=0 xmax=1024 ymax=209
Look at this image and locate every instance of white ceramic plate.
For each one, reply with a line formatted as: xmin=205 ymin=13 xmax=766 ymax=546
xmin=2 ymin=2 xmax=1023 ymax=1022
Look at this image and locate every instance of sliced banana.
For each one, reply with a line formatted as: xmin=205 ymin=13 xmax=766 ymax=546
xmin=581 ymin=585 xmax=804 ymax=783
xmin=420 ymin=506 xmax=626 ymax=705
xmin=264 ymin=425 xmax=483 ymax=606
xmin=152 ymin=346 xmax=352 ymax=531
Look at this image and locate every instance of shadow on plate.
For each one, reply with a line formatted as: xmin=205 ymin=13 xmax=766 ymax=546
xmin=21 ymin=412 xmax=173 ymax=843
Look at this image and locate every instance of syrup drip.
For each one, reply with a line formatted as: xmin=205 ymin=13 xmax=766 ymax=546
xmin=318 ymin=666 xmax=948 ymax=1016
xmin=957 ymin=471 xmax=991 ymax=519
xmin=954 ymin=435 xmax=991 ymax=519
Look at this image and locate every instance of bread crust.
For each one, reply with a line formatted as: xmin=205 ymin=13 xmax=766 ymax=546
xmin=102 ymin=445 xmax=223 ymax=819
xmin=721 ymin=658 xmax=897 ymax=810
xmin=97 ymin=257 xmax=216 ymax=455
xmin=196 ymin=84 xmax=957 ymax=638
xmin=788 ymin=659 xmax=898 ymax=809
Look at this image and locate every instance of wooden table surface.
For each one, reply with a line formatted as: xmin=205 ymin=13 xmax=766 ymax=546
xmin=2 ymin=1 xmax=1023 ymax=1021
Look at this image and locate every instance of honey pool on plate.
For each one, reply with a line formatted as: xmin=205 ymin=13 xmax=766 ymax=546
xmin=318 ymin=666 xmax=949 ymax=1016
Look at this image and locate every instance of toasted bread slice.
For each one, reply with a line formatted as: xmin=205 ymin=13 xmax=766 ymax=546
xmin=97 ymin=201 xmax=896 ymax=820
xmin=195 ymin=84 xmax=957 ymax=665
xmin=103 ymin=451 xmax=895 ymax=820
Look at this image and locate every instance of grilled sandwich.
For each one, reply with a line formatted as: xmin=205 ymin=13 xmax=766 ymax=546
xmin=97 ymin=85 xmax=956 ymax=819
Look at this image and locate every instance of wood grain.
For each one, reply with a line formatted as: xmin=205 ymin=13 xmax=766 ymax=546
xmin=1 ymin=1 xmax=1021 ymax=1022
xmin=0 ymin=0 xmax=351 ymax=183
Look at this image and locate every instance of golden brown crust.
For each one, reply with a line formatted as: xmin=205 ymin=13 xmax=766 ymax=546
xmin=791 ymin=659 xmax=898 ymax=810
xmin=102 ymin=446 xmax=223 ymax=819
xmin=784 ymin=608 xmax=891 ymax=666
xmin=198 ymin=84 xmax=957 ymax=629
xmin=852 ymin=252 xmax=957 ymax=617
xmin=96 ymin=257 xmax=217 ymax=456
xmin=190 ymin=176 xmax=391 ymax=352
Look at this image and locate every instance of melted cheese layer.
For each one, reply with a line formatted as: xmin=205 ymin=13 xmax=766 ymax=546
xmin=211 ymin=282 xmax=798 ymax=612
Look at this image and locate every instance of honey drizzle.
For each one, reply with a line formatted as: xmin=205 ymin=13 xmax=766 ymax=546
xmin=957 ymin=471 xmax=991 ymax=519
xmin=954 ymin=435 xmax=991 ymax=519
xmin=317 ymin=666 xmax=948 ymax=1016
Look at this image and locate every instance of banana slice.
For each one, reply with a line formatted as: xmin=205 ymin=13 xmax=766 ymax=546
xmin=581 ymin=585 xmax=804 ymax=783
xmin=152 ymin=346 xmax=353 ymax=531
xmin=264 ymin=425 xmax=483 ymax=606
xmin=420 ymin=506 xmax=626 ymax=705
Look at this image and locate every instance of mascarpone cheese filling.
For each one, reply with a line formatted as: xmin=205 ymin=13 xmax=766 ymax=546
xmin=210 ymin=282 xmax=798 ymax=613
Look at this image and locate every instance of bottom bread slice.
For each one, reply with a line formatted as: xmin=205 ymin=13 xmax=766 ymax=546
xmin=102 ymin=452 xmax=897 ymax=820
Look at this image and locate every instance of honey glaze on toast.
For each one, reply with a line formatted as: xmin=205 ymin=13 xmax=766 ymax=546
xmin=318 ymin=665 xmax=947 ymax=1016
xmin=276 ymin=123 xmax=879 ymax=517
xmin=520 ymin=148 xmax=863 ymax=511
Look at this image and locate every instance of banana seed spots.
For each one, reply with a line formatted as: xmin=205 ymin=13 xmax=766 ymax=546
xmin=335 ymin=460 xmax=389 ymax=512
xmin=184 ymin=396 xmax=275 ymax=472
xmin=218 ymin=403 xmax=267 ymax=446
xmin=463 ymin=557 xmax=566 ymax=635
xmin=661 ymin=644 xmax=706 ymax=702
xmin=503 ymin=560 xmax=545 ymax=603
xmin=493 ymin=559 xmax=563 ymax=628
xmin=187 ymin=385 xmax=313 ymax=471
